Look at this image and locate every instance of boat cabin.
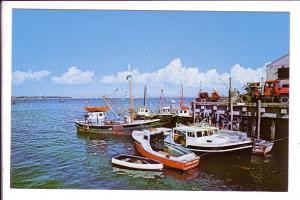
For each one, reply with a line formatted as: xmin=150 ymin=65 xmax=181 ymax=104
xmin=142 ymin=128 xmax=172 ymax=143
xmin=176 ymin=109 xmax=190 ymax=117
xmin=159 ymin=106 xmax=172 ymax=115
xmin=137 ymin=107 xmax=151 ymax=117
xmin=84 ymin=111 xmax=107 ymax=124
xmin=172 ymin=125 xmax=219 ymax=146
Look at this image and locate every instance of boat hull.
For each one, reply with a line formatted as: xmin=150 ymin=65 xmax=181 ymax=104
xmin=111 ymin=155 xmax=163 ymax=171
xmin=134 ymin=141 xmax=200 ymax=171
xmin=76 ymin=119 xmax=163 ymax=135
xmin=187 ymin=144 xmax=253 ymax=168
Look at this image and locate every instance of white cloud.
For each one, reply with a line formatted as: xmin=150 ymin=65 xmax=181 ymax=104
xmin=12 ymin=70 xmax=51 ymax=85
xmin=101 ymin=58 xmax=266 ymax=95
xmin=52 ymin=66 xmax=94 ymax=85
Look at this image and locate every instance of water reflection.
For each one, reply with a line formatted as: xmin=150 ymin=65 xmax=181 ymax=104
xmin=112 ymin=167 xmax=164 ymax=179
xmin=163 ymin=167 xmax=200 ymax=181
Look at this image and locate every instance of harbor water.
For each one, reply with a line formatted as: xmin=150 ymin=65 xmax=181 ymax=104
xmin=11 ymin=98 xmax=288 ymax=191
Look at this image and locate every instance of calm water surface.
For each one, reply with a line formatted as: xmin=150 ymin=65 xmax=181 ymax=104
xmin=11 ymin=98 xmax=288 ymax=191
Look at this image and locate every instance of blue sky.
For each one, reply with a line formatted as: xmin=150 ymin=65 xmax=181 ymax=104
xmin=12 ymin=9 xmax=289 ymax=98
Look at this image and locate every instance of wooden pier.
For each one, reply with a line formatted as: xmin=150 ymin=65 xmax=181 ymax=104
xmin=191 ymin=100 xmax=289 ymax=154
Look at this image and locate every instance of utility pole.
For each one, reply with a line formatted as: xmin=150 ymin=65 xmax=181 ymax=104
xmin=229 ymin=77 xmax=233 ymax=131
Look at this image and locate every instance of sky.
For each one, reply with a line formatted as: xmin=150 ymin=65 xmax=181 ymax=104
xmin=12 ymin=9 xmax=289 ymax=98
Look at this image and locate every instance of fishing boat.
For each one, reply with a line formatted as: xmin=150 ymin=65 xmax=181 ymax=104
xmin=172 ymin=83 xmax=193 ymax=125
xmin=132 ymin=128 xmax=200 ymax=171
xmin=75 ymin=65 xmax=161 ymax=134
xmin=136 ymin=85 xmax=151 ymax=119
xmin=112 ymin=154 xmax=163 ymax=171
xmin=171 ymin=122 xmax=253 ymax=167
xmin=157 ymin=89 xmax=175 ymax=117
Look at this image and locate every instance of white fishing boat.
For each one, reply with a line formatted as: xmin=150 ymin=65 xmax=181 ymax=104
xmin=176 ymin=82 xmax=191 ymax=118
xmin=132 ymin=128 xmax=200 ymax=171
xmin=136 ymin=85 xmax=151 ymax=119
xmin=171 ymin=122 xmax=253 ymax=166
xmin=112 ymin=154 xmax=163 ymax=171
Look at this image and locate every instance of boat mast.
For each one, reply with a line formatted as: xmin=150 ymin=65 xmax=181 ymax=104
xmin=180 ymin=81 xmax=184 ymax=108
xmin=127 ymin=64 xmax=133 ymax=120
xmin=229 ymin=77 xmax=233 ymax=131
xmin=160 ymin=88 xmax=164 ymax=113
xmin=144 ymin=85 xmax=147 ymax=107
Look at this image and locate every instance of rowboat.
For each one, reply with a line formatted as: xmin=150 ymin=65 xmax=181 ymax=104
xmin=112 ymin=154 xmax=163 ymax=171
xmin=132 ymin=128 xmax=200 ymax=171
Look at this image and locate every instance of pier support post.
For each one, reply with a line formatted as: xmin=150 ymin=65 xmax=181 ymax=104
xmin=252 ymin=118 xmax=256 ymax=139
xmin=256 ymin=100 xmax=261 ymax=140
xmin=193 ymin=100 xmax=196 ymax=124
xmin=270 ymin=120 xmax=276 ymax=141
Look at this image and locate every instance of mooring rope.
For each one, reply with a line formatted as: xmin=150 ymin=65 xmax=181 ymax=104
xmin=273 ymin=136 xmax=288 ymax=142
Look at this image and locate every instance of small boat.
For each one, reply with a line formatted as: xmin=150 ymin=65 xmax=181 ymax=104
xmin=136 ymin=85 xmax=152 ymax=119
xmin=112 ymin=154 xmax=163 ymax=171
xmin=59 ymin=99 xmax=65 ymax=102
xmin=252 ymin=139 xmax=274 ymax=155
xmin=132 ymin=128 xmax=200 ymax=171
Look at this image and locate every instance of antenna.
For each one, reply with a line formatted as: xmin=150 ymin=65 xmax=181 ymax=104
xmin=199 ymin=81 xmax=202 ymax=93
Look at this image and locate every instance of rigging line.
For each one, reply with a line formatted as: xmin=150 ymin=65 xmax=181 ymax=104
xmin=273 ymin=137 xmax=288 ymax=142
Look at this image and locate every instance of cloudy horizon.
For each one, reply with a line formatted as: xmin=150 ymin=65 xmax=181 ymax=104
xmin=12 ymin=10 xmax=289 ymax=98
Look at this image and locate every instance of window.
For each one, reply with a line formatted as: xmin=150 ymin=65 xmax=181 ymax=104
xmin=187 ymin=132 xmax=195 ymax=137
xmin=202 ymin=130 xmax=208 ymax=137
xmin=143 ymin=135 xmax=148 ymax=140
xmin=196 ymin=131 xmax=202 ymax=137
xmin=145 ymin=109 xmax=148 ymax=112
xmin=99 ymin=113 xmax=102 ymax=116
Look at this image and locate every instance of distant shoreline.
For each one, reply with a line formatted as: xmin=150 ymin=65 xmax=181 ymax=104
xmin=11 ymin=96 xmax=198 ymax=100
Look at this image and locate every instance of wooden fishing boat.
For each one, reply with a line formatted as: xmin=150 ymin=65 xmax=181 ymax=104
xmin=132 ymin=128 xmax=200 ymax=171
xmin=76 ymin=116 xmax=161 ymax=134
xmin=76 ymin=65 xmax=161 ymax=134
xmin=111 ymin=154 xmax=163 ymax=171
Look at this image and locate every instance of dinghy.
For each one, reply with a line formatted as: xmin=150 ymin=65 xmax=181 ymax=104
xmin=112 ymin=154 xmax=163 ymax=171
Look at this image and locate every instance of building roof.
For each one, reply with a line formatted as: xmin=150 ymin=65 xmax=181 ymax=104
xmin=267 ymin=54 xmax=289 ymax=68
